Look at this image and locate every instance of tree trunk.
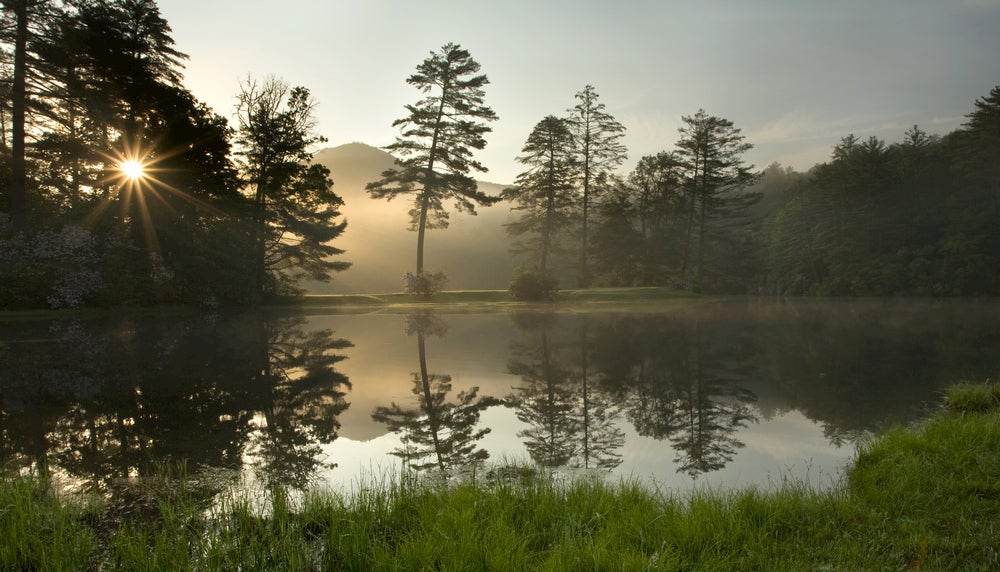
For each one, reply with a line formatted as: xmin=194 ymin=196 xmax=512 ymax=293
xmin=416 ymin=191 xmax=429 ymax=275
xmin=417 ymin=331 xmax=446 ymax=472
xmin=579 ymin=152 xmax=591 ymax=287
xmin=9 ymin=0 xmax=29 ymax=232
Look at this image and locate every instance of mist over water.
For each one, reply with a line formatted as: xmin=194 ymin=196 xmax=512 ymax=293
xmin=309 ymin=143 xmax=518 ymax=294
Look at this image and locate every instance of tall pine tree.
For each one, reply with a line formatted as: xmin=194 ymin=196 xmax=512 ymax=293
xmin=366 ymin=43 xmax=498 ymax=289
xmin=567 ymin=85 xmax=626 ymax=287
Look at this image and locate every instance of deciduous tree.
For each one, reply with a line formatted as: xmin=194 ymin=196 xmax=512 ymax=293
xmin=235 ymin=76 xmax=349 ymax=301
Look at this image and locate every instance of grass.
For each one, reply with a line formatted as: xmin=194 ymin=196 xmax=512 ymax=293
xmin=4 ymin=381 xmax=999 ymax=570
xmin=284 ymin=286 xmax=701 ymax=311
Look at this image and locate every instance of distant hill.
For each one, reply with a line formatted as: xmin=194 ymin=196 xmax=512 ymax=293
xmin=308 ymin=143 xmax=518 ymax=294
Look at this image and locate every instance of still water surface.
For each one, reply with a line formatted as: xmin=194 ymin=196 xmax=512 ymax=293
xmin=2 ymin=298 xmax=999 ymax=499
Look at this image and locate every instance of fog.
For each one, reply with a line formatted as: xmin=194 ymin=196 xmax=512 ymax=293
xmin=309 ymin=143 xmax=518 ymax=293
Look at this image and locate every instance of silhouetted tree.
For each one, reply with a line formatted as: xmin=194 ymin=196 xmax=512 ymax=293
xmin=235 ymin=76 xmax=349 ymax=301
xmin=0 ymin=0 xmax=55 ymax=232
xmin=366 ymin=43 xmax=499 ymax=282
xmin=959 ymin=85 xmax=1000 ymax=194
xmin=592 ymin=152 xmax=685 ymax=285
xmin=676 ymin=110 xmax=760 ymax=292
xmin=503 ymin=115 xmax=577 ymax=275
xmin=566 ymin=85 xmax=626 ymax=286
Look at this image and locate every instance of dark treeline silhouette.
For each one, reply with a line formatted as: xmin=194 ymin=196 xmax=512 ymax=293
xmin=0 ymin=0 xmax=347 ymax=308
xmin=2 ymin=3 xmax=999 ymax=307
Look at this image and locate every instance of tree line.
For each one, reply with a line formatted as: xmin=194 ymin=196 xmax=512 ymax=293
xmin=0 ymin=0 xmax=344 ymax=308
xmin=3 ymin=1 xmax=999 ymax=309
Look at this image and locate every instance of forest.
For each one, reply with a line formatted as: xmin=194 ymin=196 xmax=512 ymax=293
xmin=2 ymin=0 xmax=999 ymax=310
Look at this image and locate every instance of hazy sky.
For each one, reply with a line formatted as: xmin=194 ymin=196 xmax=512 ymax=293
xmin=157 ymin=0 xmax=1000 ymax=184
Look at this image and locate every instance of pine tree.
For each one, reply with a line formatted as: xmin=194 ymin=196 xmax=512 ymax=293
xmin=567 ymin=85 xmax=626 ymax=286
xmin=675 ymin=110 xmax=759 ymax=292
xmin=503 ymin=115 xmax=577 ymax=275
xmin=366 ymin=43 xmax=498 ymax=286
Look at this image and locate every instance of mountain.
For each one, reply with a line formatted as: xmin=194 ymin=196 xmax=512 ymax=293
xmin=308 ymin=143 xmax=518 ymax=294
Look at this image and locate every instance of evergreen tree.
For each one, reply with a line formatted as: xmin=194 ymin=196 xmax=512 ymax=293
xmin=1 ymin=0 xmax=250 ymax=306
xmin=366 ymin=43 xmax=498 ymax=285
xmin=503 ymin=115 xmax=577 ymax=275
xmin=959 ymin=85 xmax=1000 ymax=194
xmin=675 ymin=110 xmax=760 ymax=292
xmin=566 ymin=85 xmax=626 ymax=286
xmin=234 ymin=76 xmax=349 ymax=301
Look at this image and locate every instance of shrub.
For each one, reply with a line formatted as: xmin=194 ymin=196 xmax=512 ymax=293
xmin=404 ymin=271 xmax=448 ymax=298
xmin=508 ymin=268 xmax=558 ymax=301
xmin=0 ymin=216 xmax=106 ymax=309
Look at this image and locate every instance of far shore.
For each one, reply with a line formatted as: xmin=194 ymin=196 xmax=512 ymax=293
xmin=0 ymin=287 xmax=705 ymax=320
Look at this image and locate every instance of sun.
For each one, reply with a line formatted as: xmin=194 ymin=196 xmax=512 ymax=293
xmin=120 ymin=159 xmax=146 ymax=180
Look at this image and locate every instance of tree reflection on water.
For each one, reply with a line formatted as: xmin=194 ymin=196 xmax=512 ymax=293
xmin=0 ymin=313 xmax=352 ymax=495
xmin=507 ymin=313 xmax=626 ymax=471
xmin=372 ymin=311 xmax=499 ymax=475
xmin=3 ymin=300 xmax=999 ymax=496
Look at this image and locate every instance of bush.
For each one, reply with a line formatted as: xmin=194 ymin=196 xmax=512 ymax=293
xmin=404 ymin=271 xmax=448 ymax=298
xmin=0 ymin=216 xmax=106 ymax=309
xmin=508 ymin=268 xmax=558 ymax=301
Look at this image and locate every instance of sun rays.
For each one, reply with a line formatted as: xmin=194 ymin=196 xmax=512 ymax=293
xmin=83 ymin=138 xmax=225 ymax=256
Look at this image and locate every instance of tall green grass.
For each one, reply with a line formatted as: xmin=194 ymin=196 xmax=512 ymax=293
xmin=4 ymin=381 xmax=999 ymax=570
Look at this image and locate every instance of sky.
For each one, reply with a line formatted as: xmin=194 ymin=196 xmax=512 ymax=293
xmin=156 ymin=0 xmax=1000 ymax=184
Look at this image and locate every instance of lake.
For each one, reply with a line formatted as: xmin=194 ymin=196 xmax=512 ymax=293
xmin=2 ymin=298 xmax=999 ymax=500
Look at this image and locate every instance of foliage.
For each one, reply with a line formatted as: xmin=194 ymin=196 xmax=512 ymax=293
xmin=567 ymin=84 xmax=627 ymax=287
xmin=235 ymin=76 xmax=349 ymax=301
xmin=0 ymin=0 xmax=265 ymax=307
xmin=0 ymin=214 xmax=104 ymax=308
xmin=507 ymin=266 xmax=559 ymax=301
xmin=588 ymin=111 xmax=760 ymax=292
xmin=763 ymin=91 xmax=1000 ymax=297
xmin=403 ymin=270 xmax=448 ymax=297
xmin=503 ymin=115 xmax=578 ymax=275
xmin=367 ymin=42 xmax=499 ymax=276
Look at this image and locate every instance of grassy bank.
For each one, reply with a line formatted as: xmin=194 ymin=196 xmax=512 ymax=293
xmin=284 ymin=286 xmax=702 ymax=310
xmin=3 ymin=382 xmax=998 ymax=570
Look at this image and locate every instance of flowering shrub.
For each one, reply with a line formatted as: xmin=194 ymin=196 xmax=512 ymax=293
xmin=0 ymin=215 xmax=106 ymax=309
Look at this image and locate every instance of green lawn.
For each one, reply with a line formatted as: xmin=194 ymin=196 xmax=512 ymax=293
xmin=286 ymin=286 xmax=701 ymax=309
